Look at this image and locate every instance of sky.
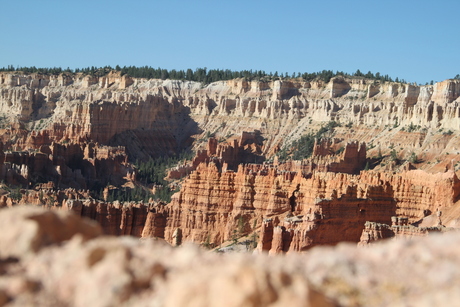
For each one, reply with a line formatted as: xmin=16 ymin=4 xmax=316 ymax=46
xmin=1 ymin=0 xmax=458 ymax=84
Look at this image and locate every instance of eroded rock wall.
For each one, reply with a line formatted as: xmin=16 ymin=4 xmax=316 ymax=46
xmin=2 ymin=71 xmax=460 ymax=250
xmin=1 ymin=72 xmax=460 ymax=158
xmin=0 ymin=141 xmax=133 ymax=190
xmin=159 ymin=158 xmax=460 ymax=251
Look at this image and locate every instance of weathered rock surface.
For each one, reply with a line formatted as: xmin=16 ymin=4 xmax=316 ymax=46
xmin=2 ymin=136 xmax=459 ymax=251
xmin=1 ymin=206 xmax=460 ymax=306
xmin=3 ymin=71 xmax=460 ymax=250
xmin=0 ymin=140 xmax=134 ymax=190
xmin=12 ymin=138 xmax=452 ymax=251
xmin=167 ymin=132 xmax=264 ymax=179
xmin=358 ymin=212 xmax=458 ymax=246
xmin=0 ymin=206 xmax=101 ymax=259
xmin=76 ymin=199 xmax=152 ymax=236
xmin=158 ymin=154 xmax=460 ymax=251
xmin=1 ymin=72 xmax=460 ymax=159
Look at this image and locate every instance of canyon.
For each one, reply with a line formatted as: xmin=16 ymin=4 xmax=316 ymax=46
xmin=1 ymin=71 xmax=460 ymax=252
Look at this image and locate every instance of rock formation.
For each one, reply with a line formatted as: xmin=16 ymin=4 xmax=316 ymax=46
xmin=1 ymin=136 xmax=459 ymax=251
xmin=358 ymin=212 xmax=457 ymax=246
xmin=2 ymin=71 xmax=460 ymax=250
xmin=1 ymin=206 xmax=460 ymax=306
xmin=157 ymin=151 xmax=460 ymax=251
xmin=0 ymin=206 xmax=101 ymax=259
xmin=1 ymin=71 xmax=460 ymax=159
xmin=167 ymin=132 xmax=264 ymax=179
xmin=0 ymin=141 xmax=133 ymax=190
xmin=2 ymin=70 xmax=460 ymax=306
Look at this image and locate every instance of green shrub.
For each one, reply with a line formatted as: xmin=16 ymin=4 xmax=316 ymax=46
xmin=406 ymin=123 xmax=420 ymax=132
xmin=390 ymin=149 xmax=398 ymax=161
xmin=10 ymin=187 xmax=22 ymax=202
xmin=408 ymin=152 xmax=418 ymax=163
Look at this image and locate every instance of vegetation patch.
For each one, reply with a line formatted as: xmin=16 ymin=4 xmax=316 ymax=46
xmin=277 ymin=121 xmax=341 ymax=161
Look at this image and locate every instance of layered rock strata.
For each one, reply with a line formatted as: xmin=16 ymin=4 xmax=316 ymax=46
xmin=2 ymin=71 xmax=460 ymax=250
xmin=157 ymin=160 xmax=460 ymax=251
xmin=2 ymin=137 xmax=459 ymax=250
xmin=3 ymin=138 xmax=457 ymax=251
xmin=1 ymin=72 xmax=460 ymax=159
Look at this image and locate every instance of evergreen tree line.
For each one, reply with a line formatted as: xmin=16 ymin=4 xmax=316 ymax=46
xmin=0 ymin=64 xmax=421 ymax=84
xmin=0 ymin=65 xmax=73 ymax=75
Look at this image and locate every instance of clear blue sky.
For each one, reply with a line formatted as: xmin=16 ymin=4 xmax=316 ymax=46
xmin=1 ymin=0 xmax=458 ymax=84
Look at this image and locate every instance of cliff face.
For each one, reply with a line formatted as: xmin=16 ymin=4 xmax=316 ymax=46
xmin=0 ymin=72 xmax=201 ymax=159
xmin=2 ymin=136 xmax=458 ymax=251
xmin=156 ymin=157 xmax=460 ymax=251
xmin=1 ymin=72 xmax=460 ymax=159
xmin=68 ymin=199 xmax=151 ymax=236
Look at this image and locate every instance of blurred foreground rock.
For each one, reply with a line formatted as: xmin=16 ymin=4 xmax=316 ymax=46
xmin=0 ymin=206 xmax=459 ymax=306
xmin=0 ymin=206 xmax=101 ymax=259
